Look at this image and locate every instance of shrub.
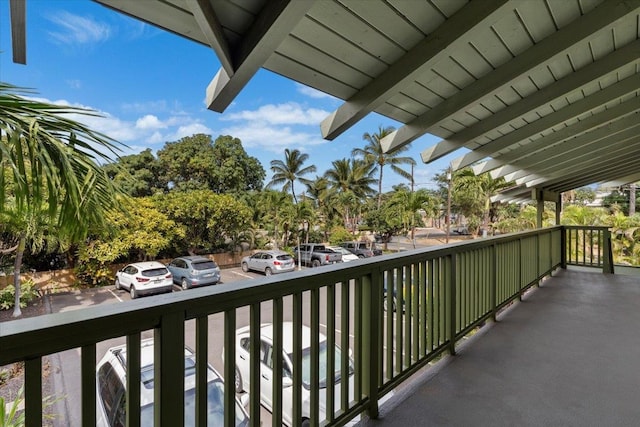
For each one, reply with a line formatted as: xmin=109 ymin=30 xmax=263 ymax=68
xmin=0 ymin=279 xmax=39 ymax=311
xmin=328 ymin=226 xmax=352 ymax=244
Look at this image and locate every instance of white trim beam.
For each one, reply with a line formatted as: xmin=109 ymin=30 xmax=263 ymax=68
xmin=382 ymin=0 xmax=640 ymax=155
xmin=421 ymin=39 xmax=640 ymax=164
xmin=450 ymin=73 xmax=640 ymax=170
xmin=186 ymin=0 xmax=233 ymax=75
xmin=205 ymin=0 xmax=313 ymax=112
xmin=470 ymin=96 xmax=640 ymax=174
xmin=320 ymin=0 xmax=512 ymax=140
xmin=600 ymin=173 xmax=640 ymax=188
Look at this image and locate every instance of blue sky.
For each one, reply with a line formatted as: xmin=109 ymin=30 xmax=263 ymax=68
xmin=0 ymin=0 xmax=459 ymax=192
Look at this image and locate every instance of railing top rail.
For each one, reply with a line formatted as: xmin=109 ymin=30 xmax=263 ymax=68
xmin=562 ymin=225 xmax=611 ymax=230
xmin=0 ymin=226 xmax=562 ymax=366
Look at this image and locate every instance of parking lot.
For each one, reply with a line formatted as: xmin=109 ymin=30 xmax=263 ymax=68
xmin=47 ymin=264 xmax=365 ymax=426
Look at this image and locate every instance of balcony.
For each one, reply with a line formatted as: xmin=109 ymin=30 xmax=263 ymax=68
xmin=0 ymin=225 xmax=632 ymax=426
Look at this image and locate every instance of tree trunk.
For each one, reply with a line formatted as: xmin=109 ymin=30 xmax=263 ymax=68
xmin=12 ymin=234 xmax=26 ymax=317
xmin=629 ymin=183 xmax=636 ymax=216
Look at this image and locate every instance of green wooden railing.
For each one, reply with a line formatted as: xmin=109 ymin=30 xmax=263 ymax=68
xmin=0 ymin=227 xmax=565 ymax=427
xmin=564 ymin=225 xmax=614 ymax=273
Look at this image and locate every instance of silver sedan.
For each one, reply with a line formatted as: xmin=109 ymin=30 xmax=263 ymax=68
xmin=241 ymin=250 xmax=295 ymax=275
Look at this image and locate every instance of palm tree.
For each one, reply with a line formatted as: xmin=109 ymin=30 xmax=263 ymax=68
xmin=0 ymin=83 xmax=125 ymax=316
xmin=267 ymin=148 xmax=316 ymax=203
xmin=387 ymin=188 xmax=434 ymax=247
xmin=324 ymin=158 xmax=376 ymax=233
xmin=353 ymin=125 xmax=416 ymax=208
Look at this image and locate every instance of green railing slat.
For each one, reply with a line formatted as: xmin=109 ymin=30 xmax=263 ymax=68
xmin=125 ymin=334 xmax=140 ymax=427
xmin=81 ymin=343 xmax=97 ymax=427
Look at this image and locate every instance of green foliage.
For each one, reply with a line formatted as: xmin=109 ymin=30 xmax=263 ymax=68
xmin=0 ymin=387 xmax=62 ymax=426
xmin=154 ymin=190 xmax=252 ymax=252
xmin=0 ymin=279 xmax=38 ymax=310
xmin=102 ymin=149 xmax=166 ymax=196
xmin=328 ymin=226 xmax=352 ymax=244
xmin=157 ymin=134 xmax=265 ymax=194
xmin=267 ymin=148 xmax=316 ymax=203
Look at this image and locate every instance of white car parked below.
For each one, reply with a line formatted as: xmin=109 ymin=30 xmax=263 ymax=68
xmin=230 ymin=322 xmax=354 ymax=427
xmin=114 ymin=261 xmax=173 ymax=299
xmin=326 ymin=246 xmax=359 ymax=262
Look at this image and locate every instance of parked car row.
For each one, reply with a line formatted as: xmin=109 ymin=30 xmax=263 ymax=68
xmin=115 ymin=255 xmax=221 ymax=299
xmin=115 ymin=243 xmax=386 ymax=299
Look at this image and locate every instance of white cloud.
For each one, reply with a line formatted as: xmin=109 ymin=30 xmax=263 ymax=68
xmin=46 ymin=12 xmax=112 ymax=46
xmin=296 ymin=83 xmax=337 ymax=100
xmin=135 ymin=115 xmax=166 ymax=130
xmin=165 ymin=123 xmax=214 ymax=141
xmin=222 ymin=102 xmax=329 ymax=126
xmin=121 ymin=100 xmax=169 ymax=114
xmin=219 ymin=122 xmax=326 ymax=154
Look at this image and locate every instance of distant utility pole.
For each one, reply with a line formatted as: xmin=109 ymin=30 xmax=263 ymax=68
xmin=446 ymin=165 xmax=452 ymax=244
xmin=630 ymin=183 xmax=636 ymax=216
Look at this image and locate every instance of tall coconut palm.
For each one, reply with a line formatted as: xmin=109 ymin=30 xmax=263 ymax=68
xmin=0 ymin=83 xmax=125 ymax=316
xmin=353 ymin=125 xmax=416 ymax=208
xmin=267 ymin=148 xmax=316 ymax=203
xmin=324 ymin=158 xmax=376 ymax=233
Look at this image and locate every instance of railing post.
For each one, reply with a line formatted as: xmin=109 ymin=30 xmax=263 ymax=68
xmin=561 ymin=226 xmax=567 ymax=269
xmin=155 ymin=311 xmax=185 ymax=427
xmin=363 ymin=272 xmax=380 ymax=419
xmin=449 ymin=253 xmax=457 ymax=356
xmin=603 ymin=228 xmax=614 ymax=274
xmin=24 ymin=357 xmax=42 ymax=427
xmin=491 ymin=243 xmax=497 ymax=321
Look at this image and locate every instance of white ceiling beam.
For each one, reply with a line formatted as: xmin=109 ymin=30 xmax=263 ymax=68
xmin=320 ymin=0 xmax=512 ymax=140
xmin=450 ymin=73 xmax=640 ymax=170
xmin=10 ymin=0 xmax=26 ymax=64
xmin=186 ymin=0 xmax=233 ymax=75
xmin=491 ymin=165 xmax=521 ymax=180
xmin=384 ymin=0 xmax=640 ymax=156
xmin=600 ymin=173 xmax=640 ymax=188
xmin=205 ymin=0 xmax=313 ymax=112
xmin=474 ymin=96 xmax=640 ymax=173
xmin=421 ymin=39 xmax=640 ymax=164
xmin=521 ymin=139 xmax=640 ymax=188
xmin=546 ymin=157 xmax=640 ymax=192
xmin=501 ymin=115 xmax=640 ymax=174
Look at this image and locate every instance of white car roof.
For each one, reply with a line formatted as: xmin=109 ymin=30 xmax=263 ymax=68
xmin=127 ymin=261 xmax=167 ymax=270
xmin=239 ymin=322 xmax=325 ymax=354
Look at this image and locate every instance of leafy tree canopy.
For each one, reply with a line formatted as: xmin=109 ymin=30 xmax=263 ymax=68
xmin=102 ymin=148 xmax=167 ymax=197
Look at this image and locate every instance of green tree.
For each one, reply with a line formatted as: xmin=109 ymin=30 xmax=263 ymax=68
xmin=0 ymin=83 xmax=124 ymax=316
xmin=102 ymin=148 xmax=166 ymax=196
xmin=352 ymin=125 xmax=416 ymax=208
xmin=157 ymin=133 xmax=215 ymax=191
xmin=267 ymin=148 xmax=316 ymax=203
xmin=386 ymin=188 xmax=433 ymax=246
xmin=210 ymin=135 xmax=265 ymax=193
xmin=154 ymin=190 xmax=252 ymax=253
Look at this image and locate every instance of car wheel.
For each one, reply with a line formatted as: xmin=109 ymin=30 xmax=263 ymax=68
xmin=358 ymin=254 xmax=365 ymax=259
xmin=265 ymin=267 xmax=272 ymax=276
xmin=234 ymin=366 xmax=244 ymax=393
xmin=301 ymin=418 xmax=310 ymax=427
xmin=181 ymin=278 xmax=189 ymax=290
xmin=241 ymin=262 xmax=249 ymax=272
xmin=311 ymin=259 xmax=321 ymax=268
xmin=130 ymin=286 xmax=138 ymax=299
xmin=114 ymin=278 xmax=121 ymax=291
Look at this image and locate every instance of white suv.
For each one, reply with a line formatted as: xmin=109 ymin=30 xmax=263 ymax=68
xmin=114 ymin=261 xmax=173 ymax=299
xmin=231 ymin=322 xmax=354 ymax=427
xmin=96 ymin=338 xmax=249 ymax=426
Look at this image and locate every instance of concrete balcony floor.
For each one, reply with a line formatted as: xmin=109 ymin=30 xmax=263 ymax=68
xmin=361 ymin=268 xmax=640 ymax=426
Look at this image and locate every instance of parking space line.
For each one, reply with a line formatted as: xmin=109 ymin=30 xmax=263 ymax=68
xmin=232 ymin=271 xmax=254 ymax=279
xmin=108 ymin=289 xmax=123 ymax=302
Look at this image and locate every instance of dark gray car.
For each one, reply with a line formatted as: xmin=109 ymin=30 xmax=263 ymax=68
xmin=167 ymin=256 xmax=221 ymax=290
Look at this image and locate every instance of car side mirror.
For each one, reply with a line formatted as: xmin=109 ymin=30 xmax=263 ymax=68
xmin=282 ymin=376 xmax=293 ymax=388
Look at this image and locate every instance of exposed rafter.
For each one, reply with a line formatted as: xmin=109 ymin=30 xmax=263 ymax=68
xmin=422 ymin=40 xmax=640 ymax=165
xmin=319 ymin=0 xmax=512 ymax=141
xmin=204 ymin=0 xmax=313 ymax=112
xmin=381 ymin=0 xmax=640 ymax=155
xmin=186 ymin=0 xmax=233 ymax=75
xmin=450 ymin=73 xmax=640 ymax=170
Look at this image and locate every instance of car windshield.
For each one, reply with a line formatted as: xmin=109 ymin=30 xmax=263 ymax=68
xmin=296 ymin=341 xmax=354 ymax=389
xmin=139 ymin=380 xmax=247 ymax=426
xmin=192 ymin=260 xmax=218 ymax=270
xmin=141 ymin=268 xmax=168 ymax=277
